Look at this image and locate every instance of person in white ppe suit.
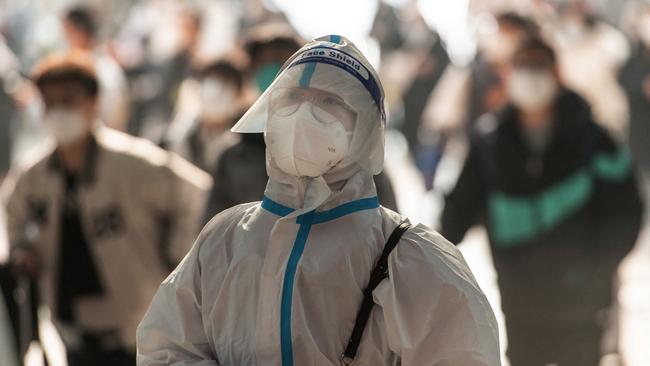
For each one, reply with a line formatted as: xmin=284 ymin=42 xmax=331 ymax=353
xmin=137 ymin=35 xmax=500 ymax=366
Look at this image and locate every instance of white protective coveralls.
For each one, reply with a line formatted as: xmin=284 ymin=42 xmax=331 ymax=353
xmin=137 ymin=35 xmax=500 ymax=366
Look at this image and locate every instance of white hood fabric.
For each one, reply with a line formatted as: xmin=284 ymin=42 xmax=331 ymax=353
xmin=232 ymin=35 xmax=386 ymax=213
xmin=137 ymin=35 xmax=500 ymax=366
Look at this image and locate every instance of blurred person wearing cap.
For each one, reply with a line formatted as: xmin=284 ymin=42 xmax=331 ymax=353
xmin=137 ymin=35 xmax=500 ymax=366
xmin=166 ymin=59 xmax=245 ymax=173
xmin=441 ymin=37 xmax=643 ymax=366
xmin=63 ymin=5 xmax=131 ymax=133
xmin=2 ymin=51 xmax=211 ymax=366
xmin=201 ymin=33 xmax=398 ymax=223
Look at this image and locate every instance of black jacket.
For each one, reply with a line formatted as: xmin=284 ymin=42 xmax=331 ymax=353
xmin=441 ymin=90 xmax=643 ymax=325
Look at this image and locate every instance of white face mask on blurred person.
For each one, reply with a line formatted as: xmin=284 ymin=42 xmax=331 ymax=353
xmin=508 ymin=69 xmax=557 ymax=111
xmin=266 ymin=103 xmax=351 ymax=178
xmin=200 ymin=78 xmax=238 ymax=122
xmin=44 ymin=108 xmax=88 ymax=145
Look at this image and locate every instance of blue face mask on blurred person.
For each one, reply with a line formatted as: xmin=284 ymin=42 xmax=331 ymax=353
xmin=254 ymin=63 xmax=282 ymax=92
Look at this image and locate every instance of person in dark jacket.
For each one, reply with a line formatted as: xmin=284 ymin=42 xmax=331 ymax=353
xmin=441 ymin=37 xmax=643 ymax=366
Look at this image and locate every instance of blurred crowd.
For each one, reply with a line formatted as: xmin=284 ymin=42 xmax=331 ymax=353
xmin=1 ymin=0 xmax=650 ymax=365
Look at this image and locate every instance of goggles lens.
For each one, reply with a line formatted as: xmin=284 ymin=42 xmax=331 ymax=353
xmin=270 ymin=87 xmax=357 ymax=128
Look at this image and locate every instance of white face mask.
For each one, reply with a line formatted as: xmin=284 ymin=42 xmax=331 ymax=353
xmin=43 ymin=108 xmax=89 ymax=145
xmin=507 ymin=69 xmax=557 ymax=111
xmin=200 ymin=78 xmax=238 ymax=122
xmin=266 ymin=103 xmax=352 ymax=178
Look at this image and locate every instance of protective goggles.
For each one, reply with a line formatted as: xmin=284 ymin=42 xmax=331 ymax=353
xmin=269 ymin=87 xmax=358 ymax=128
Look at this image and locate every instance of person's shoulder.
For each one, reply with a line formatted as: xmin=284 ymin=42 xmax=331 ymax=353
xmin=161 ymin=202 xmax=261 ymax=286
xmin=405 ymin=225 xmax=474 ymax=273
xmin=381 ymin=210 xmax=483 ymax=292
xmin=5 ymin=140 xmax=56 ymax=183
xmin=196 ymin=201 xmax=262 ymax=254
xmin=97 ymin=126 xmax=168 ymax=165
xmin=96 ymin=127 xmax=211 ymax=188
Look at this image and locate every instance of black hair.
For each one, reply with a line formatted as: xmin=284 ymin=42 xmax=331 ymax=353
xmin=244 ymin=36 xmax=301 ymax=61
xmin=65 ymin=6 xmax=97 ymax=39
xmin=513 ymin=36 xmax=557 ymax=66
xmin=36 ymin=70 xmax=98 ymax=98
xmin=497 ymin=12 xmax=539 ymax=37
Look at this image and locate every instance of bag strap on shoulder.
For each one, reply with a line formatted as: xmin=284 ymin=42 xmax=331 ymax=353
xmin=341 ymin=221 xmax=411 ymax=365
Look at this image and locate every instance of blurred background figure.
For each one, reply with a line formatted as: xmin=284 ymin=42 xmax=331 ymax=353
xmin=620 ymin=0 xmax=650 ymax=183
xmin=549 ymin=0 xmax=630 ymax=141
xmin=165 ymin=58 xmax=246 ymax=173
xmin=0 ymin=291 xmax=19 ymax=366
xmin=244 ymin=24 xmax=305 ymax=95
xmin=440 ymin=37 xmax=643 ymax=366
xmin=0 ymin=203 xmax=19 ymax=366
xmin=201 ymin=30 xmax=303 ymax=223
xmin=418 ymin=12 xmax=539 ymax=189
xmin=141 ymin=7 xmax=202 ymax=142
xmin=387 ymin=8 xmax=450 ymax=189
xmin=62 ymin=5 xmax=130 ymax=132
xmin=2 ymin=52 xmax=210 ymax=366
xmin=121 ymin=5 xmax=203 ymax=143
xmin=0 ymin=34 xmax=20 ymax=180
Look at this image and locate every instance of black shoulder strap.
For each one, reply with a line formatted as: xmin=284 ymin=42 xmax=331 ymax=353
xmin=341 ymin=221 xmax=411 ymax=365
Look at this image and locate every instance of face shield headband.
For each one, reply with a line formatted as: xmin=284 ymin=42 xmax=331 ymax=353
xmin=282 ymin=44 xmax=386 ymax=124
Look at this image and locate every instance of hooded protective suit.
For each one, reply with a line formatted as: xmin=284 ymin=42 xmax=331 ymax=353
xmin=136 ymin=35 xmax=500 ymax=366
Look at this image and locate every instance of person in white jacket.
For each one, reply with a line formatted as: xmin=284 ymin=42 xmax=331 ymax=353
xmin=137 ymin=35 xmax=500 ymax=366
xmin=3 ymin=51 xmax=211 ymax=366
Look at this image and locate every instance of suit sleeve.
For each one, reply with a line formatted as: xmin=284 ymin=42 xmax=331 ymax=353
xmin=376 ymin=224 xmax=501 ymax=366
xmin=137 ymin=232 xmax=219 ymax=366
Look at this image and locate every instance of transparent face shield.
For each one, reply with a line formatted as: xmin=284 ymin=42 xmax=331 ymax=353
xmin=269 ymin=87 xmax=358 ymax=131
xmin=231 ymin=35 xmax=386 ymax=175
